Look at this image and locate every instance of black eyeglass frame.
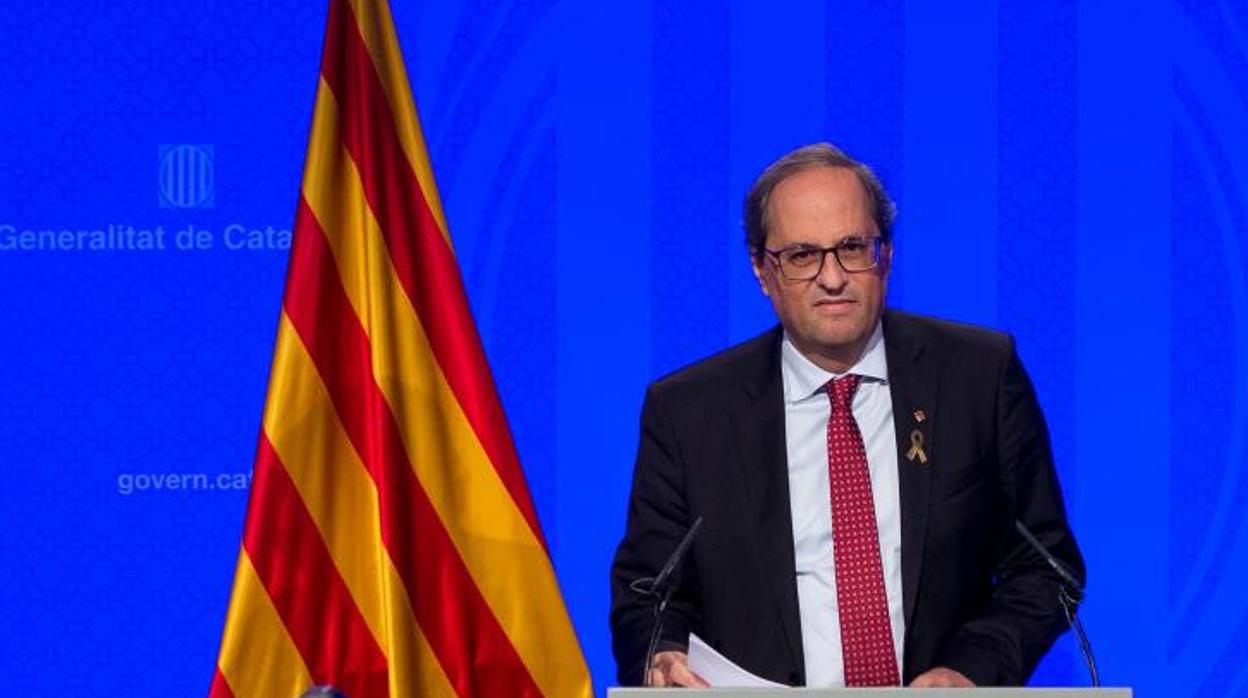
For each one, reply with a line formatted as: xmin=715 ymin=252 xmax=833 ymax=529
xmin=761 ymin=236 xmax=886 ymax=281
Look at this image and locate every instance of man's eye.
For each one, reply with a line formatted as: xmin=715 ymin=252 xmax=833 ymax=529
xmin=785 ymin=249 xmax=819 ymax=265
xmin=839 ymin=239 xmax=869 ymax=253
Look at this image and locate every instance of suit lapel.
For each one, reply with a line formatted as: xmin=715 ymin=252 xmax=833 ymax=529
xmin=730 ymin=327 xmax=805 ymax=682
xmin=883 ymin=311 xmax=937 ymax=629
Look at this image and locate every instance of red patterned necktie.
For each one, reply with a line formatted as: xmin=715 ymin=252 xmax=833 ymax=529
xmin=826 ymin=374 xmax=900 ymax=686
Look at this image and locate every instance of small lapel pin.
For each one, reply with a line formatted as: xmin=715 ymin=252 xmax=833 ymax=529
xmin=913 ymin=409 xmax=926 ymax=423
xmin=906 ymin=429 xmax=928 ymax=464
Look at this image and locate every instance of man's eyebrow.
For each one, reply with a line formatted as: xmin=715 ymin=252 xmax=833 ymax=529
xmin=786 ymin=235 xmax=874 ymax=247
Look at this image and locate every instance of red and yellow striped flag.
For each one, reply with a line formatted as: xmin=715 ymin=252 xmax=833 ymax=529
xmin=208 ymin=0 xmax=592 ymax=696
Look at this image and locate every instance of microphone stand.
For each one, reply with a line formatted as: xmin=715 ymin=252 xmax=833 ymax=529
xmin=1015 ymin=520 xmax=1100 ymax=687
xmin=629 ymin=516 xmax=704 ymax=686
xmin=638 ymin=580 xmax=678 ymax=687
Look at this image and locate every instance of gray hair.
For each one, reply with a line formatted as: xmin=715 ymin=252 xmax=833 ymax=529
xmin=743 ymin=142 xmax=896 ymax=258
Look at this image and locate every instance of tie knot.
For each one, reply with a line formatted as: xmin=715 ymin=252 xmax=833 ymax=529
xmin=827 ymin=374 xmax=861 ymax=410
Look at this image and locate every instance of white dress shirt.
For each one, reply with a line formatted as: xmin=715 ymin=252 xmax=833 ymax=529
xmin=781 ymin=322 xmax=905 ymax=686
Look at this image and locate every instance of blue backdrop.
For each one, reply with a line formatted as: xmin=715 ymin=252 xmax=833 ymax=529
xmin=1 ymin=1 xmax=1245 ymax=695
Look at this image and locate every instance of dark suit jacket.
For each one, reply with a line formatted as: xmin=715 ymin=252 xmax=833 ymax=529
xmin=609 ymin=310 xmax=1084 ymax=687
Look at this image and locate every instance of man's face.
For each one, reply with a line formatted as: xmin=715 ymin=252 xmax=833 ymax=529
xmin=751 ymin=166 xmax=892 ymax=371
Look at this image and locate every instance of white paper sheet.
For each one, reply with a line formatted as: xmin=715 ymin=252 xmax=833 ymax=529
xmin=687 ymin=632 xmax=787 ymax=688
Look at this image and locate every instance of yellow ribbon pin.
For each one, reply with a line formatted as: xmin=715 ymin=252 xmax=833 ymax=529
xmin=907 ymin=429 xmax=928 ymax=464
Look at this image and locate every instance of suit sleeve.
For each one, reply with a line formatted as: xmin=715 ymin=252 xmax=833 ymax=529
xmin=937 ymin=336 xmax=1086 ymax=685
xmin=609 ymin=383 xmax=703 ymax=686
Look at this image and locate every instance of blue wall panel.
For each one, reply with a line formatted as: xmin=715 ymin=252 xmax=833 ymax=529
xmin=651 ymin=0 xmax=731 ymax=378
xmin=997 ymin=0 xmax=1079 ymax=682
xmin=555 ymin=3 xmax=652 ymax=690
xmin=901 ymin=0 xmax=998 ymax=326
xmin=1168 ymin=3 xmax=1248 ymax=694
xmin=1075 ymin=0 xmax=1171 ymax=692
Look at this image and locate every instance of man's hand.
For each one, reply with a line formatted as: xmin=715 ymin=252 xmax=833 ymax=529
xmin=909 ymin=666 xmax=975 ymax=688
xmin=646 ymin=650 xmax=710 ymax=687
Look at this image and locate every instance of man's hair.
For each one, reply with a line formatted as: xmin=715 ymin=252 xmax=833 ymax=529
xmin=743 ymin=142 xmax=896 ymax=258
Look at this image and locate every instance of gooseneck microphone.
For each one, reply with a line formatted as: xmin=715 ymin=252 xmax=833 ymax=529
xmin=1014 ymin=520 xmax=1099 ymax=686
xmin=629 ymin=516 xmax=704 ymax=686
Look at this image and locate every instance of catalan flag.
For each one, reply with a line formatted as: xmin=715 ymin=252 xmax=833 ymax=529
xmin=208 ymin=0 xmax=592 ymax=696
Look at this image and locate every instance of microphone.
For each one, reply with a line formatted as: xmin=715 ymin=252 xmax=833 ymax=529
xmin=1014 ymin=520 xmax=1099 ymax=686
xmin=629 ymin=516 xmax=704 ymax=686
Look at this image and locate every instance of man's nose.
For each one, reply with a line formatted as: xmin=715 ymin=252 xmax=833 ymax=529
xmin=815 ymin=251 xmax=848 ymax=289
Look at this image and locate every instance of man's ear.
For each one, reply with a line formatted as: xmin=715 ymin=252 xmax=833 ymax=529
xmin=880 ymin=240 xmax=894 ymax=277
xmin=751 ymin=254 xmax=770 ymax=297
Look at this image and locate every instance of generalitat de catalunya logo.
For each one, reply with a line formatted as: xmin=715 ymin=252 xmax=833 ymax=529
xmin=159 ymin=144 xmax=215 ymax=209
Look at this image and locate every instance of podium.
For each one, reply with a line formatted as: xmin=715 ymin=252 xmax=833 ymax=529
xmin=610 ymin=690 xmax=1130 ymax=697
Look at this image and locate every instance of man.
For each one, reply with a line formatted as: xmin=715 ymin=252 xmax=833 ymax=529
xmin=609 ymin=143 xmax=1084 ymax=688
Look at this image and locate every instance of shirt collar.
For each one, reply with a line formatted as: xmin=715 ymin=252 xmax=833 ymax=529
xmin=780 ymin=321 xmax=888 ymax=404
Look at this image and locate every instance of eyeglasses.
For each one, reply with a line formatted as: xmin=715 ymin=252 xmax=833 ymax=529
xmin=762 ymin=237 xmax=885 ymax=281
